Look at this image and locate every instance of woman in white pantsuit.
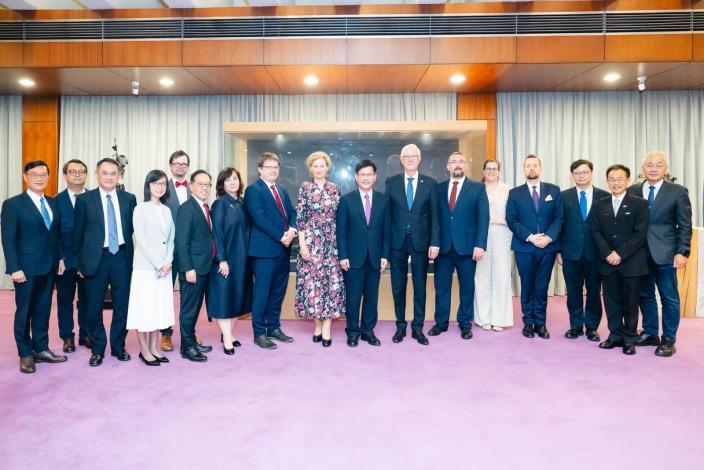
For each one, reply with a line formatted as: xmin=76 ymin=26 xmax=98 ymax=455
xmin=474 ymin=160 xmax=514 ymax=331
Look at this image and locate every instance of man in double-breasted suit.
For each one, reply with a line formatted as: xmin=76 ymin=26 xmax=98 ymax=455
xmin=385 ymin=144 xmax=439 ymax=346
xmin=628 ymin=151 xmax=692 ymax=357
xmin=337 ymin=160 xmax=391 ymax=347
xmin=591 ymin=164 xmax=649 ymax=355
xmin=429 ymin=151 xmax=489 ymax=340
xmin=74 ymin=158 xmax=137 ymax=367
xmin=1 ymin=160 xmax=67 ymax=373
xmin=506 ymin=154 xmax=563 ymax=340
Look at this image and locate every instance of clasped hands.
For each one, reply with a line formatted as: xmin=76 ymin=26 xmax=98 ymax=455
xmin=527 ymin=233 xmax=552 ymax=249
xmin=280 ymin=228 xmax=296 ymax=247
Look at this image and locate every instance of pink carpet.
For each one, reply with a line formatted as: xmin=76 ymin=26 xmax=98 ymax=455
xmin=0 ymin=291 xmax=702 ymax=469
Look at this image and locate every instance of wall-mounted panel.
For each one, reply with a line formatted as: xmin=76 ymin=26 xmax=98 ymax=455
xmin=22 ymin=96 xmax=59 ymax=196
xmin=103 ymin=40 xmax=182 ymax=67
xmin=347 ymin=65 xmax=428 ymax=93
xmin=605 ymin=34 xmax=693 ymax=61
xmin=23 ymin=41 xmax=103 ymax=67
xmin=694 ymin=33 xmax=704 ymax=60
xmin=183 ymin=39 xmax=265 ymax=66
xmin=605 ymin=0 xmax=693 ymax=11
xmin=0 ymin=42 xmax=23 ymax=67
xmin=347 ymin=38 xmax=430 ymax=65
xmin=430 ymin=37 xmax=516 ymax=64
xmin=264 ymin=38 xmax=347 ymax=65
xmin=517 ymin=36 xmax=605 ymax=63
xmin=266 ymin=65 xmax=347 ymax=93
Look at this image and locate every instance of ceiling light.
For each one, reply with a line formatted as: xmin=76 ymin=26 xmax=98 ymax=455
xmin=159 ymin=77 xmax=174 ymax=87
xmin=131 ymin=80 xmax=140 ymax=96
xmin=18 ymin=78 xmax=35 ymax=87
xmin=603 ymin=73 xmax=621 ymax=83
xmin=303 ymin=75 xmax=319 ymax=87
xmin=637 ymin=75 xmax=647 ymax=92
xmin=449 ymin=74 xmax=466 ymax=85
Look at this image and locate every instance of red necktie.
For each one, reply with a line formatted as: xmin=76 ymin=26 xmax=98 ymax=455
xmin=175 ymin=180 xmax=187 ymax=188
xmin=203 ymin=202 xmax=216 ymax=257
xmin=270 ymin=185 xmax=289 ymax=230
xmin=449 ymin=181 xmax=459 ymax=212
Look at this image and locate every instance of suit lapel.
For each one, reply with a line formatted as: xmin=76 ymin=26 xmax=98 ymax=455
xmin=21 ymin=192 xmax=49 ymax=232
xmin=454 ymin=180 xmax=471 ymax=212
xmin=523 ymin=184 xmax=538 ymax=215
xmin=91 ymin=189 xmax=106 ymax=240
xmin=353 ymin=192 xmax=369 ymax=226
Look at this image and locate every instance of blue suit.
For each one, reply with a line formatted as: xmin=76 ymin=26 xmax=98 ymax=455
xmin=1 ymin=192 xmax=61 ymax=357
xmin=506 ymin=182 xmax=563 ymax=327
xmin=433 ymin=179 xmax=489 ymax=330
xmin=244 ymin=179 xmax=297 ymax=338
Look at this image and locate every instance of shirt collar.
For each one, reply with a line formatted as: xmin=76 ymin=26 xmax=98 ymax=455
xmin=645 ymin=179 xmax=664 ymax=191
xmin=404 ymin=172 xmax=419 ymax=180
xmin=25 ymin=189 xmax=45 ymax=204
xmin=99 ymin=187 xmax=116 ymax=199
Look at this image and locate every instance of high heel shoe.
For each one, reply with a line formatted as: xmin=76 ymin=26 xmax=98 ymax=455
xmin=152 ymin=354 xmax=169 ymax=363
xmin=139 ymin=352 xmax=160 ymax=366
xmin=322 ymin=338 xmax=332 ymax=347
xmin=223 ymin=345 xmax=235 ymax=355
xmin=222 ymin=334 xmax=242 ymax=347
xmin=312 ymin=334 xmax=323 ymax=343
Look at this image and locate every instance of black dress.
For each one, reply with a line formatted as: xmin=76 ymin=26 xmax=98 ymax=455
xmin=206 ymin=194 xmax=252 ymax=319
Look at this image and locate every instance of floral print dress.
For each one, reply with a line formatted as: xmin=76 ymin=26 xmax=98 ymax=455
xmin=294 ymin=181 xmax=345 ymax=320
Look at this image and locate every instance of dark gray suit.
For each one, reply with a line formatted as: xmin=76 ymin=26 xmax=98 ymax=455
xmin=162 ymin=178 xmax=190 ymax=336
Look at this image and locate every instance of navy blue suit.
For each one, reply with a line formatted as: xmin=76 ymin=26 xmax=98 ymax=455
xmin=560 ymin=186 xmax=609 ymax=332
xmin=1 ymin=192 xmax=61 ymax=357
xmin=54 ymin=189 xmax=88 ymax=341
xmin=506 ymin=182 xmax=563 ymax=327
xmin=337 ymin=189 xmax=391 ymax=339
xmin=74 ymin=188 xmax=136 ymax=356
xmin=244 ymin=179 xmax=297 ymax=338
xmin=433 ymin=179 xmax=489 ymax=330
xmin=385 ymin=173 xmax=439 ymax=331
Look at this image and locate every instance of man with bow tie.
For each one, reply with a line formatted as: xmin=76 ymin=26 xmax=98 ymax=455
xmin=506 ymin=154 xmax=564 ymax=340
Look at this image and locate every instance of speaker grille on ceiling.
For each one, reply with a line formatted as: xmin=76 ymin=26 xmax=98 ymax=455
xmin=0 ymin=22 xmax=23 ymax=41
xmin=347 ymin=16 xmax=430 ymax=36
xmin=606 ymin=12 xmax=692 ymax=33
xmin=517 ymin=13 xmax=604 ymax=35
xmin=103 ymin=20 xmax=182 ymax=39
xmin=264 ymin=17 xmax=347 ymax=37
xmin=430 ymin=15 xmax=516 ymax=36
xmin=24 ymin=21 xmax=102 ymax=40
xmin=184 ymin=18 xmax=264 ymax=38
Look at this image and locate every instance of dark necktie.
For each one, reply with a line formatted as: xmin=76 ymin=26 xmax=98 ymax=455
xmin=579 ymin=190 xmax=587 ymax=221
xmin=449 ymin=181 xmax=459 ymax=212
xmin=531 ymin=185 xmax=540 ymax=212
xmin=203 ymin=202 xmax=216 ymax=257
xmin=270 ymin=184 xmax=289 ymax=230
xmin=647 ymin=185 xmax=655 ymax=208
xmin=406 ymin=177 xmax=414 ymax=210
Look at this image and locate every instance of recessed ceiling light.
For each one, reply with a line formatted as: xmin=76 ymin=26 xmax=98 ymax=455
xmin=159 ymin=77 xmax=174 ymax=87
xmin=303 ymin=75 xmax=319 ymax=87
xmin=18 ymin=78 xmax=35 ymax=87
xmin=603 ymin=73 xmax=621 ymax=83
xmin=450 ymin=74 xmax=466 ymax=85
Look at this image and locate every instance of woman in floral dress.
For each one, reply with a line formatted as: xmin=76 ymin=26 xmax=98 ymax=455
xmin=295 ymin=151 xmax=345 ymax=347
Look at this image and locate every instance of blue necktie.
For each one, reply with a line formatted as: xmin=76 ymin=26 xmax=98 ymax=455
xmin=39 ymin=197 xmax=52 ymax=230
xmin=531 ymin=185 xmax=540 ymax=212
xmin=579 ymin=190 xmax=587 ymax=221
xmin=106 ymin=194 xmax=119 ymax=254
xmin=647 ymin=185 xmax=655 ymax=208
xmin=406 ymin=177 xmax=414 ymax=210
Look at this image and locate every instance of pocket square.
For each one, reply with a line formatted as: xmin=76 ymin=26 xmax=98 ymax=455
xmin=625 ymin=212 xmax=631 ymax=215
xmin=545 ymin=195 xmax=553 ymax=202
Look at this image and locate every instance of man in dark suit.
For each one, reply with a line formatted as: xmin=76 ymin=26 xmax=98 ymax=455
xmin=74 ymin=157 xmax=137 ymax=367
xmin=506 ymin=154 xmax=563 ymax=340
xmin=244 ymin=152 xmax=297 ymax=350
xmin=176 ymin=169 xmax=215 ymax=362
xmin=591 ymin=164 xmax=649 ymax=355
xmin=1 ymin=160 xmax=68 ymax=374
xmin=385 ymin=144 xmax=439 ymax=345
xmin=429 ymin=152 xmax=489 ymax=340
xmin=337 ymin=160 xmax=391 ymax=347
xmin=160 ymin=149 xmax=191 ymax=352
xmin=628 ymin=151 xmax=692 ymax=357
xmin=55 ymin=159 xmax=89 ymax=353
xmin=559 ymin=159 xmax=609 ymax=342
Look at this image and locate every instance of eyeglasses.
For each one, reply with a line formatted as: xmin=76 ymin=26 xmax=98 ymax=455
xmin=26 ymin=172 xmax=49 ymax=179
xmin=572 ymin=171 xmax=591 ymax=176
xmin=484 ymin=168 xmax=499 ymax=172
xmin=607 ymin=178 xmax=627 ymax=183
xmin=171 ymin=162 xmax=189 ymax=168
xmin=357 ymin=172 xmax=375 ymax=178
xmin=195 ymin=183 xmax=212 ymax=189
xmin=261 ymin=165 xmax=280 ymax=170
xmin=150 ymin=181 xmax=167 ymax=187
xmin=645 ymin=163 xmax=666 ymax=170
xmin=67 ymin=170 xmax=86 ymax=176
xmin=449 ymin=160 xmax=466 ymax=165
xmin=401 ymin=155 xmax=420 ymax=160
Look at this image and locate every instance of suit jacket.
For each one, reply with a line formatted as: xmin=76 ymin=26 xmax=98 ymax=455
xmin=244 ymin=178 xmax=297 ymax=258
xmin=165 ymin=178 xmax=190 ymax=222
xmin=436 ymin=179 xmax=490 ymax=256
xmin=627 ymin=181 xmax=692 ymax=265
xmin=132 ymin=202 xmax=175 ymax=271
xmin=385 ymin=173 xmax=439 ymax=252
xmin=337 ymin=190 xmax=391 ymax=270
xmin=1 ymin=192 xmax=60 ymax=276
xmin=560 ymin=186 xmax=610 ymax=262
xmin=176 ymin=196 xmax=214 ymax=275
xmin=506 ymin=182 xmax=563 ymax=253
xmin=73 ymin=188 xmax=137 ymax=277
xmin=590 ymin=193 xmax=649 ymax=277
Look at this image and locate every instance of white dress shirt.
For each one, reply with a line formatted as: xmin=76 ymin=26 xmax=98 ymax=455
xmin=26 ymin=190 xmax=52 ymax=221
xmin=359 ymin=189 xmax=373 ymax=208
xmin=447 ymin=176 xmax=466 ymax=201
xmin=99 ymin=187 xmax=125 ymax=247
xmin=611 ymin=194 xmax=623 ymax=217
xmin=642 ymin=179 xmax=664 ymax=200
xmin=68 ymin=188 xmax=86 ymax=208
xmin=526 ymin=181 xmax=541 ymax=198
xmin=576 ymin=185 xmax=594 ymax=215
xmin=173 ymin=178 xmax=189 ymax=205
xmin=404 ymin=172 xmax=419 ymax=199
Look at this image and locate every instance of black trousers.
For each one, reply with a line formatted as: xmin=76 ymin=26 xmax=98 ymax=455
xmin=83 ymin=248 xmax=131 ymax=355
xmin=562 ymin=257 xmax=603 ymax=331
xmin=433 ymin=247 xmax=477 ymax=330
xmin=160 ymin=250 xmax=179 ymax=337
xmin=55 ymin=267 xmax=88 ymax=340
xmin=344 ymin=256 xmax=381 ymax=339
xmin=178 ymin=271 xmax=209 ymax=352
xmin=389 ymin=234 xmax=429 ymax=331
xmin=13 ymin=271 xmax=55 ymax=357
xmin=601 ymin=271 xmax=642 ymax=345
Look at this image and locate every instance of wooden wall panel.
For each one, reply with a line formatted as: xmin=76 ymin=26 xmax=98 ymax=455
xmin=264 ymin=39 xmax=347 ymax=65
xmin=605 ymin=0 xmax=692 ymax=10
xmin=24 ymin=42 xmax=103 ymax=68
xmin=694 ymin=34 xmax=704 ymax=61
xmin=517 ymin=36 xmax=605 ymax=63
xmin=516 ymin=1 xmax=604 ymax=12
xmin=103 ymin=41 xmax=182 ymax=67
xmin=347 ymin=38 xmax=430 ymax=65
xmin=22 ymin=96 xmax=59 ymax=196
xmin=486 ymin=119 xmax=496 ymax=160
xmin=457 ymin=93 xmax=497 ymax=120
xmin=605 ymin=34 xmax=693 ymax=62
xmin=430 ymin=37 xmax=516 ymax=64
xmin=0 ymin=43 xmax=23 ymax=67
xmin=182 ymin=40 xmax=264 ymax=66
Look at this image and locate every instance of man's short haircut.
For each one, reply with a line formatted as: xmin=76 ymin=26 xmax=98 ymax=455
xmin=96 ymin=158 xmax=119 ymax=170
xmin=606 ymin=164 xmax=630 ymax=179
xmin=24 ymin=160 xmax=49 ymax=174
xmin=62 ymin=159 xmax=88 ymax=174
xmin=570 ymin=159 xmax=593 ymax=173
xmin=169 ymin=150 xmax=190 ymax=166
xmin=355 ymin=159 xmax=377 ymax=174
xmin=190 ymin=169 xmax=212 ymax=183
xmin=257 ymin=152 xmax=280 ymax=167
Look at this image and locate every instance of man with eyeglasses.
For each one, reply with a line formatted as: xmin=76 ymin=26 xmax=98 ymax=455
xmin=558 ymin=159 xmax=609 ymax=343
xmin=244 ymin=152 xmax=297 ymax=350
xmin=627 ymin=151 xmax=692 ymax=357
xmin=2 ymin=160 xmax=67 ymax=373
xmin=55 ymin=159 xmax=90 ymax=353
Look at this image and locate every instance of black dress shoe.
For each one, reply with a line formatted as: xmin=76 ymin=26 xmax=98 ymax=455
xmin=233 ymin=340 xmax=242 ymax=348
xmin=622 ymin=344 xmax=636 ymax=355
xmin=181 ymin=347 xmax=208 ymax=362
xmin=78 ymin=337 xmax=93 ymax=349
xmin=392 ymin=329 xmax=406 ymax=343
xmin=460 ymin=327 xmax=473 ymax=340
xmin=33 ymin=349 xmax=68 ymax=363
xmin=635 ymin=332 xmax=661 ymax=347
xmin=223 ymin=346 xmax=235 ymax=355
xmin=110 ymin=350 xmax=131 ymax=361
xmin=268 ymin=329 xmax=294 ymax=343
xmin=20 ymin=356 xmax=36 ymax=374
xmin=63 ymin=337 xmax=76 ymax=353
xmin=361 ymin=333 xmax=381 ymax=346
xmin=585 ymin=329 xmax=601 ymax=342
xmin=153 ymin=354 xmax=169 ymax=363
xmin=312 ymin=334 xmax=323 ymax=343
xmin=139 ymin=352 xmax=161 ymax=366
xmin=322 ymin=339 xmax=332 ymax=348
xmin=347 ymin=337 xmax=358 ymax=347
xmin=564 ymin=328 xmax=584 ymax=339
xmin=655 ymin=339 xmax=676 ymax=357
xmin=534 ymin=325 xmax=550 ymax=339
xmin=254 ymin=334 xmax=277 ymax=350
xmin=428 ymin=325 xmax=447 ymax=337
xmin=196 ymin=344 xmax=213 ymax=353
xmin=599 ymin=339 xmax=622 ymax=349
xmin=89 ymin=353 xmax=104 ymax=367
xmin=411 ymin=329 xmax=429 ymax=345
xmin=522 ymin=325 xmax=535 ymax=338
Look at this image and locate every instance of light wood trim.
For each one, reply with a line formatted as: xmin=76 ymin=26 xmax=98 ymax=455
xmin=605 ymin=34 xmax=692 ymax=62
xmin=0 ymin=42 xmax=23 ymax=67
xmin=23 ymin=42 xmax=103 ymax=68
xmin=517 ymin=36 xmax=605 ymax=63
xmin=183 ymin=40 xmax=264 ymax=66
xmin=347 ymin=38 xmax=430 ymax=65
xmin=605 ymin=0 xmax=692 ymax=11
xmin=22 ymin=96 xmax=59 ymax=196
xmin=224 ymin=120 xmax=487 ymax=135
xmin=693 ymin=34 xmax=704 ymax=61
xmin=516 ymin=1 xmax=604 ymax=13
xmin=103 ymin=41 xmax=182 ymax=67
xmin=457 ymin=93 xmax=497 ymax=120
xmin=431 ymin=37 xmax=516 ymax=64
xmin=677 ymin=229 xmax=698 ymax=317
xmin=264 ymin=39 xmax=347 ymax=65
xmin=486 ymin=119 xmax=496 ymax=160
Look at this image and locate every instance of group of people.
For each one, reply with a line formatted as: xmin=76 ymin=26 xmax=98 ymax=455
xmin=1 ymin=144 xmax=692 ymax=374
